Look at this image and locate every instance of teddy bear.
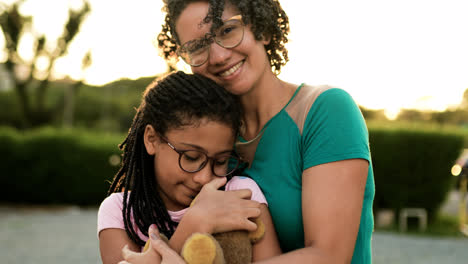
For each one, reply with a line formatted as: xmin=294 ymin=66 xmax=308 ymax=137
xmin=178 ymin=216 xmax=265 ymax=264
xmin=143 ymin=203 xmax=265 ymax=264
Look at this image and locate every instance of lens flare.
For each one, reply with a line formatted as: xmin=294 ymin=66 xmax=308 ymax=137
xmin=452 ymin=164 xmax=462 ymax=176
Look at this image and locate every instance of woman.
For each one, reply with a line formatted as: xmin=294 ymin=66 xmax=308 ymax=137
xmin=125 ymin=0 xmax=375 ymax=263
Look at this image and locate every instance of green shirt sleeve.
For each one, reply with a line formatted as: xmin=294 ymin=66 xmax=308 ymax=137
xmin=302 ymin=88 xmax=370 ymax=170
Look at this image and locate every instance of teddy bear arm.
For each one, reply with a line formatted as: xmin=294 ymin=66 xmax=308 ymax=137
xmin=248 ymin=217 xmax=265 ymax=243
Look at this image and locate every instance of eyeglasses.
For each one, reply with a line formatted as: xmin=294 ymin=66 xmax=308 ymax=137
xmin=177 ymin=15 xmax=244 ymax=67
xmin=160 ymin=136 xmax=241 ymax=177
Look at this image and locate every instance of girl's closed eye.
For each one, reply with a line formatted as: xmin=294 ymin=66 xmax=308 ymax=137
xmin=182 ymin=151 xmax=204 ymax=163
xmin=214 ymin=156 xmax=230 ymax=166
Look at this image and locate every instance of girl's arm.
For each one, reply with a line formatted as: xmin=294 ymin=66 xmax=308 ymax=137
xmin=254 ymin=158 xmax=368 ymax=263
xmin=252 ymin=204 xmax=282 ymax=261
xmin=120 ymin=197 xmax=280 ymax=264
xmin=118 ymin=177 xmax=267 ymax=263
xmin=99 ymin=228 xmax=141 ymax=264
xmin=168 ymin=177 xmax=262 ymax=253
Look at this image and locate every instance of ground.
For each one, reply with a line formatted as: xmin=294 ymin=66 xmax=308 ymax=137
xmin=1 ymin=192 xmax=467 ymax=264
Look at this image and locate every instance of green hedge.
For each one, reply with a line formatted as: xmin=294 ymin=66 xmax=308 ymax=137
xmin=0 ymin=127 xmax=123 ymax=205
xmin=0 ymin=125 xmax=465 ymax=214
xmin=369 ymin=126 xmax=465 ymax=221
xmin=0 ymin=91 xmax=26 ymax=128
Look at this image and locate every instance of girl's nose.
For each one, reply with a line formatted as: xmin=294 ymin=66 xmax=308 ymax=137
xmin=192 ymin=163 xmax=214 ymax=186
xmin=208 ymin=43 xmax=232 ymax=65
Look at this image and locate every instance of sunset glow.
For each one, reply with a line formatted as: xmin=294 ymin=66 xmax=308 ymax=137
xmin=2 ymin=0 xmax=467 ymax=115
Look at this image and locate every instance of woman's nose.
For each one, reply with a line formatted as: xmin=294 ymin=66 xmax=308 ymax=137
xmin=208 ymin=42 xmax=232 ymax=65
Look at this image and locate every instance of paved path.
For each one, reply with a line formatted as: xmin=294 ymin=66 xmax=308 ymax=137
xmin=372 ymin=232 xmax=468 ymax=264
xmin=0 ymin=206 xmax=100 ymax=264
xmin=1 ymin=205 xmax=468 ymax=264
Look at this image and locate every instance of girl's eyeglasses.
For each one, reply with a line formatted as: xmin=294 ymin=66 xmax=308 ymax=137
xmin=160 ymin=136 xmax=241 ymax=177
xmin=177 ymin=15 xmax=244 ymax=67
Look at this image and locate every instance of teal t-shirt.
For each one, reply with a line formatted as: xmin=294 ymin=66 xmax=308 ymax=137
xmin=235 ymin=84 xmax=375 ymax=263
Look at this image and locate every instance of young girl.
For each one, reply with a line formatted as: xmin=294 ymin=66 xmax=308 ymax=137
xmin=97 ymin=71 xmax=280 ymax=264
xmin=128 ymin=0 xmax=375 ymax=263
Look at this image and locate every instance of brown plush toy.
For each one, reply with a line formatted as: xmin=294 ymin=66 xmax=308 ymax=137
xmin=143 ymin=200 xmax=265 ymax=264
xmin=179 ymin=216 xmax=265 ymax=264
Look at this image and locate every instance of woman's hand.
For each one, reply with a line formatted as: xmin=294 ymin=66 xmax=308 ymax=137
xmin=119 ymin=225 xmax=185 ymax=264
xmin=187 ymin=177 xmax=262 ymax=234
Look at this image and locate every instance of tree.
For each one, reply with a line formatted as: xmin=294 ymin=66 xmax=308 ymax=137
xmin=460 ymin=88 xmax=468 ymax=110
xmin=0 ymin=0 xmax=91 ymax=127
xmin=359 ymin=106 xmax=388 ymax=121
xmin=396 ymin=109 xmax=432 ymax=122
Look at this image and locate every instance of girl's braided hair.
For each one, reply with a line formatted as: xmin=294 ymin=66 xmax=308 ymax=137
xmin=158 ymin=0 xmax=289 ymax=75
xmin=107 ymin=71 xmax=243 ymax=247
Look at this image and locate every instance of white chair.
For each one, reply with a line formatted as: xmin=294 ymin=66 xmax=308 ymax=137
xmin=399 ymin=208 xmax=427 ymax=232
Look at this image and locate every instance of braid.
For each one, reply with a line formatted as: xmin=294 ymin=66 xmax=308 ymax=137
xmin=107 ymin=71 xmax=242 ymax=246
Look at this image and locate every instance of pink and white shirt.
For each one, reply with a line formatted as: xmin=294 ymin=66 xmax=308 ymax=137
xmin=97 ymin=176 xmax=267 ymax=243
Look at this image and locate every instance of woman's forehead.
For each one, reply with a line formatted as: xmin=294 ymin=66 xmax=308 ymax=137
xmin=175 ymin=1 xmax=239 ymax=40
xmin=175 ymin=2 xmax=210 ymax=40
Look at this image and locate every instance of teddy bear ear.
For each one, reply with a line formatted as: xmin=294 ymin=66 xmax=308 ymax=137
xmin=248 ymin=217 xmax=265 ymax=243
xmin=182 ymin=233 xmax=224 ymax=264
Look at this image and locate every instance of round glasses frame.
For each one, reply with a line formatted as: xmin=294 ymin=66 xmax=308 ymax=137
xmin=177 ymin=15 xmax=244 ymax=67
xmin=160 ymin=136 xmax=241 ymax=177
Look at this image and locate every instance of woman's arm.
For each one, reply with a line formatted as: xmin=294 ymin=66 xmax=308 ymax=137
xmin=254 ymin=158 xmax=368 ymax=263
xmin=252 ymin=204 xmax=282 ymax=261
xmin=99 ymin=228 xmax=141 ymax=264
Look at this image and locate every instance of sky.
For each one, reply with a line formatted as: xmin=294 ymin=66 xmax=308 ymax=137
xmin=2 ymin=0 xmax=468 ymax=118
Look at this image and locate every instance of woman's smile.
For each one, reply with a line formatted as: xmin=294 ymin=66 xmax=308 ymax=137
xmin=218 ymin=60 xmax=244 ymax=78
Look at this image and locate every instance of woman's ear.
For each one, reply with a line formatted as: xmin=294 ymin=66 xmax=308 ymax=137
xmin=144 ymin=125 xmax=159 ymax=155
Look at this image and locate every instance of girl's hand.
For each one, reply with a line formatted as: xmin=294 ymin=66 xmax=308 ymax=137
xmin=167 ymin=177 xmax=263 ymax=254
xmin=185 ymin=177 xmax=262 ymax=234
xmin=119 ymin=225 xmax=185 ymax=264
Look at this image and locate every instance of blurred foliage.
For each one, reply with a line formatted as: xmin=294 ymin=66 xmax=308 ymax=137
xmin=368 ymin=120 xmax=468 ymax=148
xmin=360 ymin=87 xmax=468 ymax=128
xmin=0 ymin=123 xmax=464 ymax=210
xmin=0 ymin=126 xmax=124 ymax=205
xmin=72 ymin=77 xmax=155 ymax=131
xmin=359 ymin=106 xmax=389 ymax=121
xmin=0 ymin=76 xmax=156 ymax=132
xmin=369 ymin=125 xmax=465 ymax=222
xmin=396 ymin=108 xmax=468 ymax=126
xmin=460 ymin=89 xmax=468 ymax=110
xmin=0 ymin=88 xmax=24 ymax=127
xmin=0 ymin=0 xmax=91 ymax=128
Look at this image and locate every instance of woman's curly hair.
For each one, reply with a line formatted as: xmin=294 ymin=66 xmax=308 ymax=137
xmin=158 ymin=0 xmax=289 ymax=75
